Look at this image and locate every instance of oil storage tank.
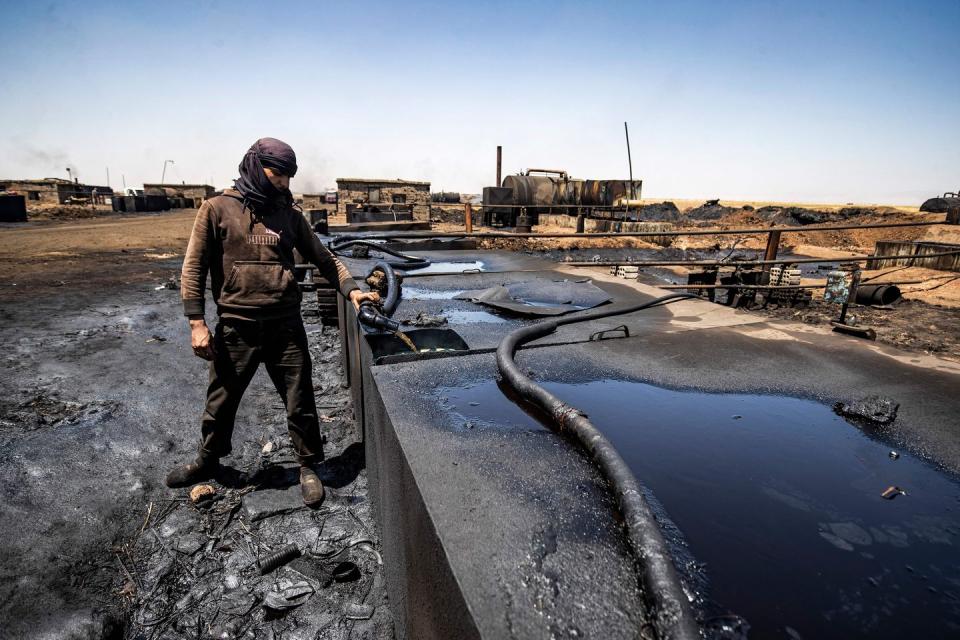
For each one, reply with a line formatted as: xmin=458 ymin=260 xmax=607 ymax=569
xmin=580 ymin=179 xmax=642 ymax=206
xmin=580 ymin=179 xmax=605 ymax=206
xmin=501 ymin=175 xmax=560 ymax=211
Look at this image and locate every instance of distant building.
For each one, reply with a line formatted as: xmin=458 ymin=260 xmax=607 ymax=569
xmin=336 ymin=178 xmax=431 ymax=220
xmin=0 ymin=178 xmax=112 ymax=204
xmin=143 ymin=183 xmax=216 ymax=203
xmin=301 ymin=191 xmax=337 ymax=209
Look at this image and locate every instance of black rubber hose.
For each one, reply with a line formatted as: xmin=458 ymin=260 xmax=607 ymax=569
xmin=328 ymin=239 xmax=431 ymax=270
xmin=369 ymin=261 xmax=400 ymax=316
xmin=496 ymin=293 xmax=701 ymax=640
xmin=258 ymin=544 xmax=301 ymax=575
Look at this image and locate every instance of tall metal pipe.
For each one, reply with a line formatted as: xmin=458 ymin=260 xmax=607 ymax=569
xmin=496 ymin=145 xmax=502 ymax=187
xmin=625 ymin=122 xmax=635 ymax=200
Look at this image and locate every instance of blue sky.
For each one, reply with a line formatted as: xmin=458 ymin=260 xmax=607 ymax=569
xmin=1 ymin=0 xmax=957 ymax=204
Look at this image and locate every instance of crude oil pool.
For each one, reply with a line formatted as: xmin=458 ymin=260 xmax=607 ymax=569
xmin=439 ymin=379 xmax=960 ymax=638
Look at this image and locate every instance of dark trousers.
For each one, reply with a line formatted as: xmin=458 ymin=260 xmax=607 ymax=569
xmin=198 ymin=315 xmax=324 ymax=464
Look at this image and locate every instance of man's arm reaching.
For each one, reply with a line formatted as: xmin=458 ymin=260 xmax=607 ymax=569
xmin=294 ymin=214 xmax=379 ymax=309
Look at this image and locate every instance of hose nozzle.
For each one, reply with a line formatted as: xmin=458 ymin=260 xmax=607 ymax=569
xmin=357 ymin=302 xmax=400 ymax=332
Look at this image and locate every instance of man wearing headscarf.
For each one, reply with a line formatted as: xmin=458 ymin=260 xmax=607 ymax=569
xmin=166 ymin=137 xmax=378 ymax=506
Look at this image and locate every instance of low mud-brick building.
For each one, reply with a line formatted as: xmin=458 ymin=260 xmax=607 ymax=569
xmin=0 ymin=178 xmax=112 ymax=204
xmin=336 ymin=178 xmax=431 ymax=220
xmin=143 ymin=183 xmax=216 ymax=204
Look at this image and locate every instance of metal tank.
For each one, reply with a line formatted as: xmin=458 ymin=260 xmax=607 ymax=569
xmin=558 ymin=179 xmax=583 ymax=206
xmin=501 ymin=175 xmax=559 ymax=209
xmin=603 ymin=180 xmax=641 ymax=205
xmin=920 ymin=192 xmax=960 ymax=213
xmin=431 ymin=192 xmax=461 ymax=204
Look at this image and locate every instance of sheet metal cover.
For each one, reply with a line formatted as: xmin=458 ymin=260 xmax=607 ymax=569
xmin=455 ymin=279 xmax=611 ymax=316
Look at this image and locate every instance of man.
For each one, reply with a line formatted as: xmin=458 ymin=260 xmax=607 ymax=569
xmin=166 ymin=137 xmax=377 ymax=506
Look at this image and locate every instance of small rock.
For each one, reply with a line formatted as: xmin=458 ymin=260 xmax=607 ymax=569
xmin=189 ymin=484 xmax=216 ymax=504
xmin=889 ymin=451 xmax=900 ymax=460
xmin=244 ymin=485 xmax=304 ymax=521
xmin=261 ymin=441 xmax=275 ymax=455
xmin=834 ymin=395 xmax=899 ymax=426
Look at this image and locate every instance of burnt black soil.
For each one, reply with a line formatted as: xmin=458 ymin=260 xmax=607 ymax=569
xmin=753 ymin=297 xmax=960 ymax=359
xmin=0 ymin=272 xmax=393 ymax=639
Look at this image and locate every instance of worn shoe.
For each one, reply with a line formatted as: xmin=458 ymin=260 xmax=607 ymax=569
xmin=165 ymin=457 xmax=219 ymax=488
xmin=300 ymin=465 xmax=325 ymax=507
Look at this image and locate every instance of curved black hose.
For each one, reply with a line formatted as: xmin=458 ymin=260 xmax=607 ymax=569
xmin=496 ymin=293 xmax=701 ymax=640
xmin=258 ymin=544 xmax=301 ymax=574
xmin=329 ymin=238 xmax=431 ymax=270
xmin=369 ymin=261 xmax=400 ymax=316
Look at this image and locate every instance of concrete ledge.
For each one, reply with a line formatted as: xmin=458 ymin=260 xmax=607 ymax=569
xmin=329 ymin=221 xmax=431 ymax=233
xmin=338 ymin=248 xmax=960 ymax=639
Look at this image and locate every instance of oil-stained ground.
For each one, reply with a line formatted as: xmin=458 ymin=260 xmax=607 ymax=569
xmin=0 ymin=256 xmax=393 ymax=639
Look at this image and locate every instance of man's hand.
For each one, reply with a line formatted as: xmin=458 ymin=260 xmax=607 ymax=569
xmin=189 ymin=317 xmax=216 ymax=360
xmin=349 ymin=289 xmax=380 ymax=310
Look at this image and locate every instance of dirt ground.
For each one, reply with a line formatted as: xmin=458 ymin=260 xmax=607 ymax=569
xmin=0 ymin=211 xmax=393 ymax=639
xmin=0 ymin=209 xmax=198 ymax=299
xmin=1 ymin=201 xmax=958 ymax=636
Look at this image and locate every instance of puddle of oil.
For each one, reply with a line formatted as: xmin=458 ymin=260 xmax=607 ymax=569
xmin=402 ymin=287 xmax=460 ymax=300
xmin=438 ymin=380 xmax=960 ymax=639
xmin=405 ymin=260 xmax=484 ymax=274
xmin=443 ymin=310 xmax=506 ymax=324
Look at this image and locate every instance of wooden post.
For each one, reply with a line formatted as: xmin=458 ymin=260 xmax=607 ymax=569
xmin=465 ymin=202 xmax=473 ymax=233
xmin=762 ymin=230 xmax=782 ymax=271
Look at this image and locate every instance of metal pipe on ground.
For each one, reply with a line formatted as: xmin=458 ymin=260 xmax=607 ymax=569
xmin=330 ymin=220 xmax=943 ymax=241
xmin=562 ymin=249 xmax=960 ymax=269
xmin=855 ymin=284 xmax=902 ymax=306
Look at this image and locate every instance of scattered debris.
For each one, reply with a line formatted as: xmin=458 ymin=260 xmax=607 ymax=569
xmin=332 ymin=560 xmax=361 ymax=583
xmin=881 ymin=486 xmax=907 ymax=500
xmin=263 ymin=580 xmax=315 ymax=611
xmin=834 ymin=395 xmax=900 ymax=426
xmin=154 ymin=276 xmax=179 ymax=291
xmin=345 ymin=602 xmax=375 ymax=620
xmin=402 ymin=310 xmax=447 ymax=327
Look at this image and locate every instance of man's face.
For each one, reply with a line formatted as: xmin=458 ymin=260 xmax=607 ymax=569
xmin=263 ymin=167 xmax=290 ymax=191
